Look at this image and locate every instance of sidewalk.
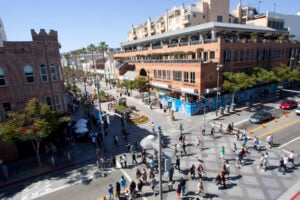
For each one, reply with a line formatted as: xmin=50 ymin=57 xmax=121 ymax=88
xmin=0 ymin=82 xmax=299 ymax=200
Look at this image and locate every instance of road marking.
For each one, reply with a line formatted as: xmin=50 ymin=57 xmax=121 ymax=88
xmin=279 ymin=137 xmax=300 ymax=148
xmin=257 ymin=118 xmax=300 ymax=139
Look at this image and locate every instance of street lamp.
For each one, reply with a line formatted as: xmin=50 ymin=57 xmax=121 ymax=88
xmin=95 ymin=82 xmax=104 ymax=136
xmin=83 ymin=77 xmax=88 ymax=100
xmin=216 ymin=64 xmax=223 ymax=116
xmin=147 ymin=70 xmax=151 ymax=104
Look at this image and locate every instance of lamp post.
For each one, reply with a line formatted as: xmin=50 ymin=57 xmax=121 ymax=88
xmin=216 ymin=64 xmax=223 ymax=116
xmin=83 ymin=77 xmax=88 ymax=100
xmin=95 ymin=82 xmax=104 ymax=136
xmin=147 ymin=70 xmax=151 ymax=104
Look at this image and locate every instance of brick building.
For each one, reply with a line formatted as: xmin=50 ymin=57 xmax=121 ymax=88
xmin=0 ymin=29 xmax=66 ymax=161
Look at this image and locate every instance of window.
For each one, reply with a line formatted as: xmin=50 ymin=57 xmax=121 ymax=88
xmin=240 ymin=50 xmax=244 ymax=61
xmin=154 ymin=70 xmax=158 ymax=78
xmin=217 ymin=16 xmax=223 ymax=22
xmin=45 ymin=97 xmax=53 ymax=110
xmin=24 ymin=65 xmax=34 ymax=83
xmin=224 ymin=50 xmax=231 ymax=63
xmin=210 ymin=51 xmax=215 ymax=59
xmin=50 ymin=64 xmax=58 ymax=81
xmin=0 ymin=68 xmax=6 ymax=86
xmin=56 ymin=95 xmax=62 ymax=111
xmin=234 ymin=50 xmax=239 ymax=61
xmin=167 ymin=70 xmax=171 ymax=80
xmin=157 ymin=70 xmax=162 ymax=79
xmin=190 ymin=72 xmax=195 ymax=83
xmin=162 ymin=70 xmax=166 ymax=79
xmin=40 ymin=64 xmax=48 ymax=82
xmin=173 ymin=71 xmax=181 ymax=81
xmin=184 ymin=72 xmax=189 ymax=82
xmin=245 ymin=50 xmax=249 ymax=61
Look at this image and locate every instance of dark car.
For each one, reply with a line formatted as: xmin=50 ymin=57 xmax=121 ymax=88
xmin=279 ymin=99 xmax=298 ymax=110
xmin=249 ymin=111 xmax=273 ymax=124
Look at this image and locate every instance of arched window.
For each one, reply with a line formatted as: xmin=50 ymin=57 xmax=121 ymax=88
xmin=50 ymin=64 xmax=58 ymax=81
xmin=24 ymin=65 xmax=34 ymax=83
xmin=0 ymin=68 xmax=6 ymax=86
xmin=40 ymin=64 xmax=48 ymax=82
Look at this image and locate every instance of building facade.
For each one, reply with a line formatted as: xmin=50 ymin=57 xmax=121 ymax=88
xmin=0 ymin=18 xmax=7 ymax=47
xmin=114 ymin=0 xmax=300 ymax=115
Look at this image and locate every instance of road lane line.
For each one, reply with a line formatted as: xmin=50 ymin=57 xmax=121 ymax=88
xmin=279 ymin=137 xmax=300 ymax=148
xmin=257 ymin=118 xmax=300 ymax=139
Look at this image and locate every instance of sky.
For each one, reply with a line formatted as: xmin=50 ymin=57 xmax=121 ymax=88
xmin=1 ymin=0 xmax=300 ymax=53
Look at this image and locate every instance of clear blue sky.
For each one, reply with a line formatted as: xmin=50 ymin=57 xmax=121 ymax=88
xmin=1 ymin=0 xmax=299 ymax=53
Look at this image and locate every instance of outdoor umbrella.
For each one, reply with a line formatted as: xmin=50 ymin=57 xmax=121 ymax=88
xmin=75 ymin=127 xmax=89 ymax=134
xmin=140 ymin=135 xmax=159 ymax=150
xmin=74 ymin=122 xmax=87 ymax=129
xmin=77 ymin=118 xmax=88 ymax=124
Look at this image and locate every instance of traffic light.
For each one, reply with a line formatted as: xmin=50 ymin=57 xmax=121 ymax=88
xmin=276 ymin=87 xmax=283 ymax=98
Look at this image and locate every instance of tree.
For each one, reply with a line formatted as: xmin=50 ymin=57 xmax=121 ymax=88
xmin=98 ymin=41 xmax=109 ymax=83
xmin=0 ymin=98 xmax=58 ymax=167
xmin=87 ymin=44 xmax=97 ymax=76
xmin=252 ymin=67 xmax=277 ymax=85
xmin=222 ymin=72 xmax=255 ymax=106
xmin=272 ymin=64 xmax=300 ymax=83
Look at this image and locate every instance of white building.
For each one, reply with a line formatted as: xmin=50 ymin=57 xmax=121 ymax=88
xmin=0 ymin=18 xmax=7 ymax=47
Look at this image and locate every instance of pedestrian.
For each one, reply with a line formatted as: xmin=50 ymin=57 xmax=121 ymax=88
xmin=111 ymin=156 xmax=116 ymax=168
xmin=122 ymin=154 xmax=127 ymax=168
xmin=224 ymin=160 xmax=230 ymax=177
xmin=264 ymin=152 xmax=269 ymax=170
xmin=219 ymin=146 xmax=225 ymax=159
xmin=141 ymin=150 xmax=146 ymax=164
xmin=253 ymin=136 xmax=260 ymax=152
xmin=120 ymin=176 xmax=127 ymax=194
xmin=197 ymin=163 xmax=205 ymax=179
xmin=232 ymin=143 xmax=237 ymax=154
xmin=174 ymin=144 xmax=178 ymax=155
xmin=150 ymin=176 xmax=157 ymax=195
xmin=196 ymin=178 xmax=205 ymax=196
xmin=115 ymin=182 xmax=121 ymax=198
xmin=182 ymin=142 xmax=187 ymax=156
xmin=210 ymin=127 xmax=215 ymax=137
xmin=179 ymin=177 xmax=186 ymax=196
xmin=189 ymin=164 xmax=196 ymax=180
xmin=132 ymin=152 xmax=138 ymax=164
xmin=108 ymin=184 xmax=114 ymax=200
xmin=136 ymin=168 xmax=142 ymax=179
xmin=236 ymin=129 xmax=240 ymax=140
xmin=126 ymin=143 xmax=131 ymax=153
xmin=176 ymin=183 xmax=181 ymax=198
xmin=168 ymin=166 xmax=174 ymax=182
xmin=141 ymin=168 xmax=148 ymax=185
xmin=220 ymin=170 xmax=226 ymax=188
xmin=283 ymin=154 xmax=289 ymax=174
xmin=151 ymin=121 xmax=155 ymax=133
xmin=258 ymin=153 xmax=266 ymax=171
xmin=288 ymin=150 xmax=295 ymax=168
xmin=219 ymin=123 xmax=223 ymax=133
xmin=168 ymin=179 xmax=173 ymax=191
xmin=130 ymin=144 xmax=136 ymax=153
xmin=278 ymin=157 xmax=285 ymax=174
xmin=266 ymin=133 xmax=273 ymax=148
xmin=179 ymin=123 xmax=183 ymax=135
xmin=137 ymin=179 xmax=143 ymax=197
xmin=201 ymin=124 xmax=205 ymax=136
xmin=119 ymin=156 xmax=124 ymax=168
xmin=129 ymin=180 xmax=137 ymax=197
xmin=195 ymin=137 xmax=201 ymax=149
xmin=242 ymin=134 xmax=248 ymax=146
xmin=175 ymin=156 xmax=181 ymax=172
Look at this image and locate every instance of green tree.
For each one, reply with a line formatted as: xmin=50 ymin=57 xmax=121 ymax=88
xmin=252 ymin=67 xmax=277 ymax=85
xmin=0 ymin=98 xmax=58 ymax=167
xmin=98 ymin=42 xmax=109 ymax=83
xmin=222 ymin=72 xmax=255 ymax=106
xmin=272 ymin=64 xmax=300 ymax=83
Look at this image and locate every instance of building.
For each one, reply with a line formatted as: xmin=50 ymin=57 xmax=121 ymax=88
xmin=0 ymin=18 xmax=7 ymax=47
xmin=114 ymin=0 xmax=300 ymax=116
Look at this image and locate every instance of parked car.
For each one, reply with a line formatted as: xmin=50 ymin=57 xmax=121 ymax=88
xmin=249 ymin=111 xmax=273 ymax=124
xmin=296 ymin=105 xmax=300 ymax=115
xmin=279 ymin=99 xmax=298 ymax=110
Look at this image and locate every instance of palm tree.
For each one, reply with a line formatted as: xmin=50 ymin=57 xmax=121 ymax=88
xmin=80 ymin=47 xmax=88 ymax=74
xmin=87 ymin=44 xmax=97 ymax=80
xmin=98 ymin=41 xmax=109 ymax=84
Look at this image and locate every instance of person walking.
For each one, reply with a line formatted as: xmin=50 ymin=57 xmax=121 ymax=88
xmin=197 ymin=163 xmax=205 ymax=179
xmin=137 ymin=179 xmax=143 ymax=197
xmin=179 ymin=177 xmax=186 ymax=196
xmin=179 ymin=123 xmax=183 ymax=135
xmin=258 ymin=153 xmax=267 ymax=171
xmin=266 ymin=133 xmax=273 ymax=148
xmin=132 ymin=152 xmax=138 ymax=164
xmin=220 ymin=170 xmax=226 ymax=189
xmin=175 ymin=156 xmax=181 ymax=172
xmin=201 ymin=124 xmax=205 ymax=136
xmin=196 ymin=178 xmax=205 ymax=196
xmin=182 ymin=142 xmax=187 ymax=156
xmin=108 ymin=184 xmax=114 ymax=200
xmin=168 ymin=166 xmax=174 ymax=182
xmin=219 ymin=146 xmax=225 ymax=160
xmin=195 ymin=137 xmax=201 ymax=149
xmin=253 ymin=136 xmax=260 ymax=152
xmin=189 ymin=164 xmax=196 ymax=180
xmin=210 ymin=126 xmax=215 ymax=138
xmin=283 ymin=154 xmax=289 ymax=174
xmin=150 ymin=176 xmax=158 ymax=196
xmin=120 ymin=176 xmax=127 ymax=194
xmin=289 ymin=150 xmax=295 ymax=168
xmin=122 ymin=154 xmax=127 ymax=168
xmin=242 ymin=134 xmax=248 ymax=147
xmin=279 ymin=157 xmax=285 ymax=174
